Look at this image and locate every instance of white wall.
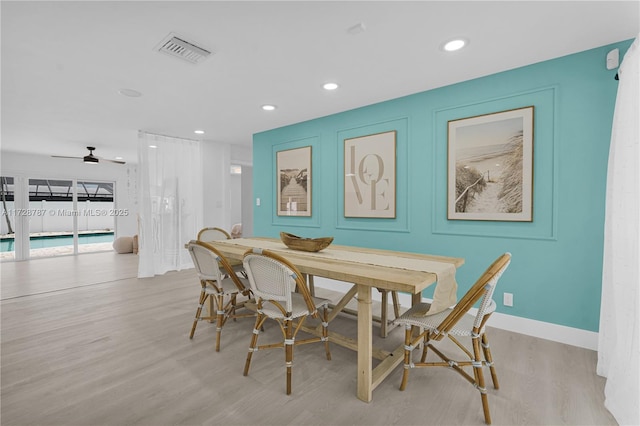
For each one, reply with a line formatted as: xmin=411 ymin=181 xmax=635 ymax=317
xmin=201 ymin=141 xmax=253 ymax=235
xmin=201 ymin=141 xmax=231 ymax=231
xmin=241 ymin=165 xmax=253 ymax=237
xmin=230 ymin=173 xmax=242 ymax=226
xmin=231 ymin=144 xmax=253 ymax=237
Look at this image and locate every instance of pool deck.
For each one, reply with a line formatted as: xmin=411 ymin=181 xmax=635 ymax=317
xmin=0 ymin=242 xmax=114 ymax=260
xmin=1 ymin=230 xmax=115 ymax=260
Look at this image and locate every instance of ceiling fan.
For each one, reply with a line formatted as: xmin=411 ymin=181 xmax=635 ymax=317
xmin=52 ymin=146 xmax=126 ymax=165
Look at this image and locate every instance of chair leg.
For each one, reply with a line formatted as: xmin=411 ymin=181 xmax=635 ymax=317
xmin=473 ymin=334 xmax=491 ymax=425
xmin=208 ymin=295 xmax=215 ymax=323
xmin=420 ymin=332 xmax=430 ymax=362
xmin=285 ymin=319 xmax=293 ymax=395
xmin=190 ymin=289 xmax=208 ymax=339
xmin=481 ymin=333 xmax=499 ymax=389
xmin=230 ymin=294 xmax=237 ymax=321
xmin=214 ymin=294 xmax=225 ymax=352
xmin=244 ymin=314 xmax=264 ymax=376
xmin=399 ymin=324 xmax=412 ymax=391
xmin=322 ymin=306 xmax=331 ymax=360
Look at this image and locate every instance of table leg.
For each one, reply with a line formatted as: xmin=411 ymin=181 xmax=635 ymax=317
xmin=307 ymin=274 xmax=315 ymax=296
xmin=380 ymin=289 xmax=388 ymax=338
xmin=412 ymin=291 xmax=422 ymax=348
xmin=412 ymin=292 xmax=421 ymax=306
xmin=357 ymin=284 xmax=373 ymax=402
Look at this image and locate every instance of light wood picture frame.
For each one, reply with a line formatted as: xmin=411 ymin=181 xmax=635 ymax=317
xmin=277 ymin=146 xmax=311 ymax=216
xmin=344 ymin=131 xmax=396 ymax=218
xmin=447 ymin=106 xmax=534 ymax=221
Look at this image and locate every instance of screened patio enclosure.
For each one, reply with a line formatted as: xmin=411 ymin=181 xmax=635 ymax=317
xmin=1 ymin=177 xmax=116 ymax=260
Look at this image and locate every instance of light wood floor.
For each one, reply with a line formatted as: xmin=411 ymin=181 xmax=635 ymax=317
xmin=1 ymin=253 xmax=616 ymax=425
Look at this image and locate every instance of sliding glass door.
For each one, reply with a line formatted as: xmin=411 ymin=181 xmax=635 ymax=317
xmin=0 ymin=177 xmax=115 ymax=261
xmin=76 ymin=181 xmax=115 ymax=253
xmin=0 ymin=176 xmax=16 ymax=260
xmin=28 ymin=179 xmax=75 ymax=258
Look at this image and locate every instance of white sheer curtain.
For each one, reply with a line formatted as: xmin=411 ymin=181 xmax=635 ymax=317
xmin=597 ymin=35 xmax=639 ymax=426
xmin=137 ymin=132 xmax=203 ymax=277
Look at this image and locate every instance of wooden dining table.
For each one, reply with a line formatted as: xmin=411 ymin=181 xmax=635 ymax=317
xmin=207 ymin=237 xmax=464 ymax=402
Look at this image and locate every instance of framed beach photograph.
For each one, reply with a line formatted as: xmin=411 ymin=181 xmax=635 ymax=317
xmin=344 ymin=131 xmax=396 ymax=218
xmin=277 ymin=146 xmax=311 ymax=216
xmin=447 ymin=106 xmax=534 ymax=221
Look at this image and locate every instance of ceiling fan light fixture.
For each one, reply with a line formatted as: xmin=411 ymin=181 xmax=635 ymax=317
xmin=83 ymin=146 xmax=98 ymax=164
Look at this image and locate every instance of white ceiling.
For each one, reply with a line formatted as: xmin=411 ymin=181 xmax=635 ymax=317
xmin=2 ymin=1 xmax=639 ymax=165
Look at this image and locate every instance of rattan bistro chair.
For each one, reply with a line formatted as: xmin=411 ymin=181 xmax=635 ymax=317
xmin=197 ymin=226 xmax=246 ymax=277
xmin=197 ymin=226 xmax=232 ymax=241
xmin=393 ymin=253 xmax=511 ymax=425
xmin=186 ymin=240 xmax=254 ymax=352
xmin=242 ymin=248 xmax=331 ymax=395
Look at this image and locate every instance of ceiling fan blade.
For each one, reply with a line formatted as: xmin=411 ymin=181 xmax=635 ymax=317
xmin=102 ymin=158 xmax=126 ymax=164
xmin=52 ymin=148 xmax=125 ymax=164
xmin=52 ymin=155 xmax=83 ymax=159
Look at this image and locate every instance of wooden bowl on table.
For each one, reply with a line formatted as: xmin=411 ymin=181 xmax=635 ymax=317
xmin=280 ymin=232 xmax=333 ymax=252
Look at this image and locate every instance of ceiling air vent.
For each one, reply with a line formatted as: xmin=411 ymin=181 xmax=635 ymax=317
xmin=156 ymin=33 xmax=212 ymax=64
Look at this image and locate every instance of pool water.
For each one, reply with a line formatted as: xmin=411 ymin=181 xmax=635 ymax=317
xmin=1 ymin=233 xmax=114 ymax=252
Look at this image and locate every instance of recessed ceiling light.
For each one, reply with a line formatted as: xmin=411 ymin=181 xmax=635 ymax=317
xmin=194 ymin=130 xmax=205 ymax=134
xmin=115 ymin=156 xmax=124 ymax=160
xmin=323 ymin=82 xmax=339 ymax=91
xmin=262 ymin=104 xmax=277 ymax=111
xmin=149 ymin=145 xmax=157 ymax=149
xmin=443 ymin=39 xmax=467 ymax=52
xmin=118 ymin=88 xmax=142 ymax=97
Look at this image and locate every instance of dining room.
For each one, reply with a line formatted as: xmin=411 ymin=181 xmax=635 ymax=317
xmin=1 ymin=1 xmax=639 ymax=425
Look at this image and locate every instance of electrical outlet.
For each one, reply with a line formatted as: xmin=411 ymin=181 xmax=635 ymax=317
xmin=256 ymin=198 xmax=261 ymax=206
xmin=503 ymin=292 xmax=513 ymax=307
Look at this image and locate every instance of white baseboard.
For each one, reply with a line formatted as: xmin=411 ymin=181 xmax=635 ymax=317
xmin=487 ymin=312 xmax=598 ymax=350
xmin=313 ymin=277 xmax=598 ymax=351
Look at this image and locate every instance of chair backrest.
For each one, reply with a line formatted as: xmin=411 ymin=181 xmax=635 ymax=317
xmin=187 ymin=240 xmax=247 ymax=292
xmin=197 ymin=227 xmax=232 ymax=242
xmin=242 ymin=248 xmax=316 ymax=315
xmin=432 ymin=253 xmax=511 ymax=340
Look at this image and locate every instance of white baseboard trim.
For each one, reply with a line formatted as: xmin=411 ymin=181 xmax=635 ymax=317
xmin=313 ymin=277 xmax=598 ymax=351
xmin=487 ymin=312 xmax=598 ymax=350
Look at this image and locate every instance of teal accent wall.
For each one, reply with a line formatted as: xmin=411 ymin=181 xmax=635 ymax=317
xmin=253 ymin=40 xmax=633 ymax=332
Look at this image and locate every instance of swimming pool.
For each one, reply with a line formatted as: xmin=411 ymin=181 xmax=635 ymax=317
xmin=1 ymin=232 xmax=114 ymax=252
